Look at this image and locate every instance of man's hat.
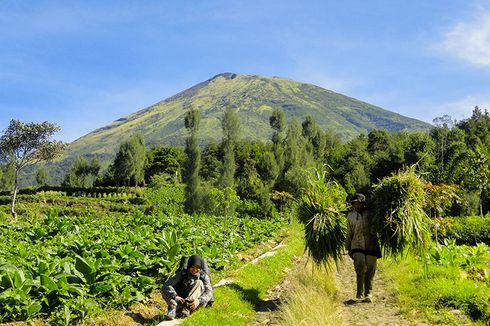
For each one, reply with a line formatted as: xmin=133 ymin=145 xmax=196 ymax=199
xmin=351 ymin=193 xmax=366 ymax=203
xmin=188 ymin=254 xmax=203 ymax=268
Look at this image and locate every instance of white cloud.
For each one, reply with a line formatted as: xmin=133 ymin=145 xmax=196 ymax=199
xmin=438 ymin=10 xmax=490 ymax=67
xmin=433 ymin=94 xmax=490 ymax=122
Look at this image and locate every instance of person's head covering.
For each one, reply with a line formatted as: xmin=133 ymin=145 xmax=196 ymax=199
xmin=188 ymin=254 xmax=203 ymax=269
xmin=351 ymin=193 xmax=366 ymax=203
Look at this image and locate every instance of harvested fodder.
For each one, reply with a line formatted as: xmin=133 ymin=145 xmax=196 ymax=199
xmin=297 ymin=169 xmax=347 ymax=267
xmin=372 ymin=167 xmax=431 ymax=257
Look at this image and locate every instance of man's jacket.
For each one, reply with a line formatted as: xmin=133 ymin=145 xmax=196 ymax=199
xmin=346 ymin=209 xmax=381 ymax=258
xmin=163 ymin=270 xmax=214 ymax=307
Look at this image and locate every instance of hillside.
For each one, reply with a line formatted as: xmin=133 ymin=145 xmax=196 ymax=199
xmin=66 ymin=72 xmax=430 ymax=158
xmin=19 ymin=73 xmax=432 ymax=185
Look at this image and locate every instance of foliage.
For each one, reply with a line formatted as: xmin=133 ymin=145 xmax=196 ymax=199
xmin=199 ymin=186 xmax=240 ymax=217
xmin=383 ymin=240 xmax=490 ymax=324
xmin=110 ymin=134 xmax=146 ymax=186
xmin=0 ymin=119 xmax=65 ymax=220
xmin=297 ymin=168 xmax=347 ymax=266
xmin=184 ymin=108 xmax=201 ymax=214
xmin=220 ymin=106 xmax=240 ymax=189
xmin=333 ymin=134 xmax=372 ymax=196
xmin=436 ymin=216 xmax=490 ymax=245
xmin=145 ymin=184 xmax=185 ymax=216
xmin=0 ymin=163 xmax=15 ymax=191
xmin=36 ymin=165 xmax=49 ymax=187
xmin=462 ymin=145 xmax=490 ymax=217
xmin=0 ymin=206 xmax=283 ymax=323
xmin=424 ymin=182 xmax=460 ymax=218
xmin=63 ymin=156 xmax=100 ymax=188
xmin=372 ymin=167 xmax=431 ymax=257
xmin=144 ymin=145 xmax=185 ymax=184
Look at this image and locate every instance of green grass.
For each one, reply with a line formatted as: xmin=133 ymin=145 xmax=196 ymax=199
xmin=180 ymin=220 xmax=304 ymax=326
xmin=275 ymin=261 xmax=338 ymax=325
xmin=381 ymin=248 xmax=490 ymax=325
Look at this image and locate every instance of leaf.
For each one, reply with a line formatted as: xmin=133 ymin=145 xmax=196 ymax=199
xmin=26 ymin=302 xmax=42 ymax=316
xmin=41 ymin=274 xmax=58 ymax=292
xmin=38 ymin=261 xmax=49 ymax=275
xmin=94 ymin=282 xmax=113 ymax=295
xmin=13 ymin=270 xmax=25 ymax=289
xmin=129 ymin=251 xmax=145 ymax=260
xmin=75 ymin=256 xmax=94 ymax=284
xmin=1 ymin=273 xmax=13 ymax=289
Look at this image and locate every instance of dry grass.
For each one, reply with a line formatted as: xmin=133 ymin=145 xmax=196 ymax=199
xmin=276 ymin=259 xmax=339 ymax=326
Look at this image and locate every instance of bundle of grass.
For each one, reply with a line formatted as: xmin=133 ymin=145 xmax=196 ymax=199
xmin=297 ymin=168 xmax=347 ymax=267
xmin=372 ymin=167 xmax=431 ymax=257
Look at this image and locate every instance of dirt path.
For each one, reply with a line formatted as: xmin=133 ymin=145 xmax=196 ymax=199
xmin=247 ymin=254 xmax=431 ymax=326
xmin=334 ymin=256 xmax=427 ymax=326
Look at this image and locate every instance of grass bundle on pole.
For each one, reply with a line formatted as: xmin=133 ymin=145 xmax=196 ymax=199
xmin=372 ymin=166 xmax=431 ymax=258
xmin=297 ymin=168 xmax=347 ymax=267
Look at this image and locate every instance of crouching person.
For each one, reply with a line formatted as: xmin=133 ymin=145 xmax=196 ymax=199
xmin=162 ymin=254 xmax=214 ymax=320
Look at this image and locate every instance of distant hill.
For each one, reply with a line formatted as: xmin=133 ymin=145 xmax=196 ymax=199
xmin=20 ymin=73 xmax=432 ymax=185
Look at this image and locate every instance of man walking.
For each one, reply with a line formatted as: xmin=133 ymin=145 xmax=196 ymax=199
xmin=345 ymin=193 xmax=381 ymax=302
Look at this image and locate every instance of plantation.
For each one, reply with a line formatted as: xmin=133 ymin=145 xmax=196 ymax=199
xmin=0 ymin=187 xmax=283 ymax=324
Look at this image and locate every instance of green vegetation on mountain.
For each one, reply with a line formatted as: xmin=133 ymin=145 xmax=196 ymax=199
xmin=66 ymin=73 xmax=430 ymax=159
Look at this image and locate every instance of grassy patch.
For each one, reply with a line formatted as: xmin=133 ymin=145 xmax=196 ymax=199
xmin=180 ymin=221 xmax=304 ymax=326
xmin=276 ymin=261 xmax=338 ymax=325
xmin=381 ymin=250 xmax=490 ymax=325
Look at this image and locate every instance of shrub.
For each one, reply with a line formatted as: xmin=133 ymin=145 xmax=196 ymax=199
xmin=437 ymin=216 xmax=490 ymax=245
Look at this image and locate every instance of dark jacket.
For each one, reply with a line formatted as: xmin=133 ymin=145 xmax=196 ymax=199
xmin=346 ymin=209 xmax=381 ymax=258
xmin=163 ymin=270 xmax=214 ymax=307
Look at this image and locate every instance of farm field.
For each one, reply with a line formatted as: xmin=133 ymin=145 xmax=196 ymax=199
xmin=0 ymin=186 xmax=285 ymax=325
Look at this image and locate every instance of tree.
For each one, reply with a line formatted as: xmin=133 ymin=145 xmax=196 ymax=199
xmin=200 ymin=142 xmax=222 ymax=183
xmin=36 ymin=165 xmax=49 ymax=187
xmin=220 ymin=106 xmax=240 ymax=188
xmin=184 ymin=108 xmax=201 ymax=214
xmin=269 ymin=108 xmax=286 ymax=176
xmin=112 ymin=134 xmax=146 ymax=186
xmin=0 ymin=119 xmax=65 ymax=220
xmin=279 ymin=118 xmax=310 ymax=196
xmin=63 ymin=156 xmax=100 ymax=188
xmin=145 ymin=146 xmax=185 ymax=184
xmin=334 ymin=134 xmax=372 ymax=195
xmin=463 ymin=146 xmax=490 ymax=217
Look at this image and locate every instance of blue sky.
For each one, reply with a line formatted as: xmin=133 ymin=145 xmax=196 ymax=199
xmin=2 ymin=0 xmax=490 ymax=142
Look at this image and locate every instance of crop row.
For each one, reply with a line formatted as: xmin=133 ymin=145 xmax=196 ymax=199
xmin=0 ymin=210 xmax=282 ymax=324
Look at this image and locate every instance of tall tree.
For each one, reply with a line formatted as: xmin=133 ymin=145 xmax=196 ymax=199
xmin=0 ymin=120 xmax=65 ymax=220
xmin=280 ymin=118 xmax=310 ymax=196
xmin=184 ymin=108 xmax=201 ymax=214
xmin=220 ymin=106 xmax=240 ymax=188
xmin=269 ymin=108 xmax=286 ymax=176
xmin=334 ymin=134 xmax=372 ymax=195
xmin=463 ymin=146 xmax=490 ymax=217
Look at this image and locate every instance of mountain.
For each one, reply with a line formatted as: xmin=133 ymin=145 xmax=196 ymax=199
xmin=66 ymin=72 xmax=430 ymax=159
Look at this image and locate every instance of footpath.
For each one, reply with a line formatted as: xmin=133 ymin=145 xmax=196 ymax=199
xmin=334 ymin=256 xmax=427 ymax=326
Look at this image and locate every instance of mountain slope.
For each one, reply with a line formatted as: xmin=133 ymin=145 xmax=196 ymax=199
xmin=66 ymin=73 xmax=431 ymax=159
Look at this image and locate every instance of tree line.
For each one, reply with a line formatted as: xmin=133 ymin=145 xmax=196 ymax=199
xmin=1 ymin=105 xmax=490 ymax=218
